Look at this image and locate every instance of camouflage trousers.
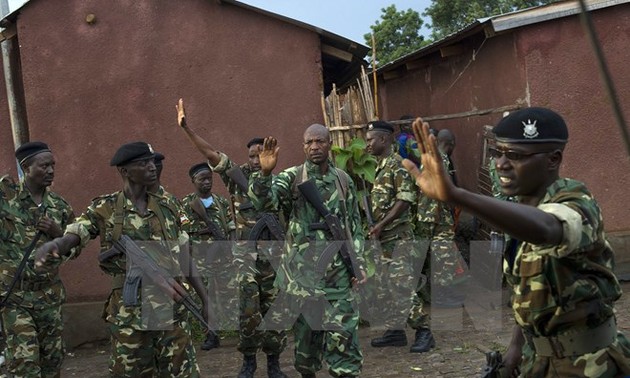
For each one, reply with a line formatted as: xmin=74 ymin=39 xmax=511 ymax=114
xmin=107 ymin=318 xmax=200 ymax=377
xmin=415 ymin=221 xmax=468 ymax=294
xmin=193 ymin=251 xmax=238 ymax=330
xmin=520 ymin=331 xmax=630 ymax=377
xmin=293 ymin=297 xmax=363 ymax=378
xmin=0 ymin=297 xmax=64 ymax=378
xmin=238 ymin=256 xmax=287 ymax=356
xmin=372 ymin=233 xmax=429 ymax=330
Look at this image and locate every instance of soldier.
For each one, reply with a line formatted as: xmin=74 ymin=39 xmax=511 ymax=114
xmin=176 ymin=99 xmax=288 ymax=378
xmin=148 ymin=152 xmax=180 ymax=204
xmin=181 ymin=163 xmax=235 ymax=350
xmin=414 ymin=131 xmax=468 ymax=309
xmin=34 ymin=142 xmax=205 ymax=377
xmin=404 ymin=108 xmax=630 ymax=377
xmin=364 ymin=121 xmax=431 ymax=353
xmin=436 ymin=129 xmax=457 ymax=186
xmin=249 ymin=124 xmax=367 ymax=378
xmin=0 ymin=142 xmax=75 ymax=378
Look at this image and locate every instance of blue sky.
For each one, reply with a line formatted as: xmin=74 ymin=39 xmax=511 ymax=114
xmin=239 ymin=0 xmax=433 ymax=44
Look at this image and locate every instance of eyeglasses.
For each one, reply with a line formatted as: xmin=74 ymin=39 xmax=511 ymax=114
xmin=488 ymin=147 xmax=551 ymax=161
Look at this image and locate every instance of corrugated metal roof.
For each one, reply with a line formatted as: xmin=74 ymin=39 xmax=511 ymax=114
xmin=378 ymin=0 xmax=630 ymax=73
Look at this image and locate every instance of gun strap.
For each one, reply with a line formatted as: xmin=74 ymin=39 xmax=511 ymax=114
xmin=112 ymin=192 xmax=126 ymax=242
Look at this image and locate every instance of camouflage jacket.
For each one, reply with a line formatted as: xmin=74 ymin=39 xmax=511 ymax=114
xmin=249 ymin=160 xmax=365 ymax=299
xmin=180 ymin=192 xmax=234 ymax=243
xmin=65 ymin=191 xmax=189 ymax=328
xmin=504 ymin=178 xmax=621 ymax=337
xmin=416 ymin=152 xmax=454 ymax=227
xmin=154 ymin=185 xmax=180 ymax=205
xmin=210 ymin=152 xmax=259 ymax=239
xmin=0 ymin=176 xmax=74 ymax=306
xmin=371 ymin=150 xmax=416 ymax=242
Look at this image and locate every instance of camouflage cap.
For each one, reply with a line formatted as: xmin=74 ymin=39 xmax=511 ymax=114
xmin=15 ymin=141 xmax=51 ymax=164
xmin=493 ymin=107 xmax=568 ymax=144
xmin=110 ymin=142 xmax=155 ymax=166
xmin=188 ymin=162 xmax=210 ymax=178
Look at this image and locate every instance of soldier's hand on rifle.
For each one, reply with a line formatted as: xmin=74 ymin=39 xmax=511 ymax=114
xmin=402 ymin=118 xmax=454 ymax=203
xmin=368 ymin=223 xmax=383 ymax=240
xmin=501 ymin=345 xmax=522 ymax=377
xmin=34 ymin=240 xmax=61 ymax=268
xmin=176 ymin=98 xmax=187 ymax=128
xmin=351 ymin=269 xmax=367 ymax=288
xmin=37 ymin=216 xmax=63 ymax=238
xmin=259 ymin=137 xmax=279 ymax=176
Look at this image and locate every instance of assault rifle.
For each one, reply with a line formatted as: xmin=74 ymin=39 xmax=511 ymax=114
xmin=99 ymin=235 xmax=214 ymax=333
xmin=480 ymin=351 xmax=508 ymax=378
xmin=297 ymin=179 xmax=359 ymax=280
xmin=225 ymin=166 xmax=254 ymax=211
xmin=189 ymin=198 xmax=227 ymax=240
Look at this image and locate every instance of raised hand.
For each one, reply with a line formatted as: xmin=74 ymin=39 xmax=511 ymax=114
xmin=259 ymin=137 xmax=279 ymax=176
xmin=401 ymin=118 xmax=454 ymax=202
xmin=176 ymin=98 xmax=187 ymax=128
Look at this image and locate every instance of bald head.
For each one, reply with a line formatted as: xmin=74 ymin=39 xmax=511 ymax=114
xmin=304 ymin=123 xmax=329 ymax=139
xmin=437 ymin=129 xmax=456 ymax=156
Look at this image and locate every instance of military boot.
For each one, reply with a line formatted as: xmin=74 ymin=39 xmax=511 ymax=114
xmin=201 ymin=331 xmax=220 ymax=350
xmin=301 ymin=374 xmax=316 ymax=378
xmin=237 ymin=354 xmax=257 ymax=378
xmin=266 ymin=354 xmax=287 ymax=378
xmin=410 ymin=328 xmax=435 ymax=353
xmin=370 ymin=329 xmax=407 ymax=347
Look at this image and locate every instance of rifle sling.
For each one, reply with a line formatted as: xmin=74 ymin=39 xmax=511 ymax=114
xmin=0 ymin=231 xmax=43 ymax=308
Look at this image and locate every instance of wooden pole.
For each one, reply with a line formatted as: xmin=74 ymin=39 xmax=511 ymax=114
xmin=371 ymin=33 xmax=379 ymax=119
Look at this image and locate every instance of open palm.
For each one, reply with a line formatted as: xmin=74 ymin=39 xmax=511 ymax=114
xmin=260 ymin=137 xmax=279 ymax=175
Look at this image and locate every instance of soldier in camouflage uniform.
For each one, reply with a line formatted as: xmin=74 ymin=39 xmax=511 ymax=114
xmin=249 ymin=124 xmax=367 ymax=378
xmin=181 ymin=162 xmax=236 ymax=350
xmin=413 ymin=138 xmax=468 ymax=309
xmin=148 ymin=152 xmax=180 ymax=204
xmin=176 ymin=99 xmax=287 ymax=378
xmin=34 ymin=142 xmax=205 ymax=377
xmin=0 ymin=142 xmax=75 ymax=378
xmin=405 ymin=109 xmax=630 ymax=377
xmin=363 ymin=121 xmax=434 ymax=353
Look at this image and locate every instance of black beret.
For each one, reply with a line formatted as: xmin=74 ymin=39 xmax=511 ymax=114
xmin=15 ymin=141 xmax=51 ymax=164
xmin=367 ymin=120 xmax=394 ymax=134
xmin=493 ymin=107 xmax=568 ymax=144
xmin=188 ymin=162 xmax=210 ymax=178
xmin=154 ymin=152 xmax=165 ymax=162
xmin=247 ymin=138 xmax=265 ymax=149
xmin=110 ymin=142 xmax=155 ymax=166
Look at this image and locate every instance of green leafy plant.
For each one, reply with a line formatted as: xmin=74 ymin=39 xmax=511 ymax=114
xmin=331 ymin=137 xmax=377 ymax=183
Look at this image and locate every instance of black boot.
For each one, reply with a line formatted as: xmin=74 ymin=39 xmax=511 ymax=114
xmin=410 ymin=328 xmax=435 ymax=353
xmin=266 ymin=354 xmax=287 ymax=378
xmin=201 ymin=331 xmax=220 ymax=350
xmin=237 ymin=354 xmax=257 ymax=378
xmin=301 ymin=374 xmax=316 ymax=378
xmin=370 ymin=329 xmax=407 ymax=347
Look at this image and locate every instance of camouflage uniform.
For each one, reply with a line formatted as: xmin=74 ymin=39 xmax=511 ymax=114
xmin=250 ymin=160 xmax=365 ymax=377
xmin=414 ymin=152 xmax=468 ymax=296
xmin=370 ymin=150 xmax=425 ymax=330
xmin=504 ymin=178 xmax=630 ymax=377
xmin=0 ymin=177 xmax=74 ymax=378
xmin=64 ymin=191 xmax=200 ymax=377
xmin=211 ymin=153 xmax=287 ymax=355
xmin=181 ymin=192 xmax=237 ymax=328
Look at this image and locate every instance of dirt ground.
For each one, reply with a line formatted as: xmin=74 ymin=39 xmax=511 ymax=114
xmin=55 ymin=282 xmax=630 ymax=378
